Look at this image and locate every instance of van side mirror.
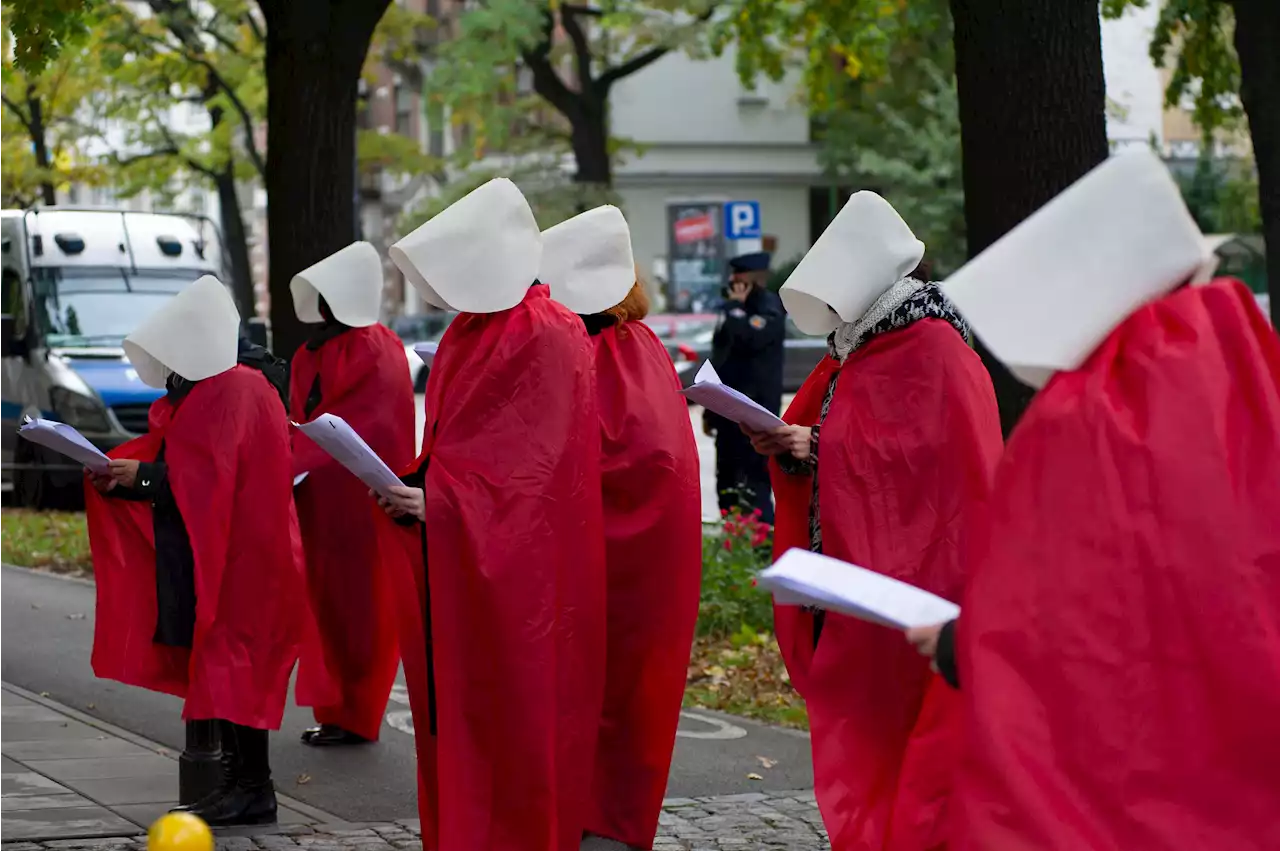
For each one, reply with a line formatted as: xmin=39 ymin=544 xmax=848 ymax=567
xmin=0 ymin=313 xmax=14 ymax=355
xmin=245 ymin=317 xmax=269 ymax=349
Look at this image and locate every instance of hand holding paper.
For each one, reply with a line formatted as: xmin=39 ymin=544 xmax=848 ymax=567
xmin=17 ymin=417 xmax=111 ymax=474
xmin=757 ymin=549 xmax=960 ymax=630
xmin=680 ymin=361 xmax=785 ymax=432
xmin=291 ymin=414 xmax=402 ymax=498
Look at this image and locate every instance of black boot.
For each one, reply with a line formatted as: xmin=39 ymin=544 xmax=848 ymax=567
xmin=171 ymin=720 xmax=237 ymax=814
xmin=184 ymin=724 xmax=277 ymax=827
xmin=300 ymin=724 xmax=371 ymax=747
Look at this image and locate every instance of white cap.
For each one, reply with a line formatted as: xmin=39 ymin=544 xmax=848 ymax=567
xmin=124 ymin=275 xmax=240 ymax=388
xmin=389 ymin=178 xmax=542 ymax=313
xmin=541 ymin=205 xmax=635 ymax=315
xmin=290 ymin=241 xmax=382 ymax=328
xmin=780 ymin=192 xmax=925 ymax=335
xmin=942 ymin=150 xmax=1208 ymax=388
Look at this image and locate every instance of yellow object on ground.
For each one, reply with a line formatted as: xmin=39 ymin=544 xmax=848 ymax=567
xmin=147 ymin=813 xmax=214 ymax=851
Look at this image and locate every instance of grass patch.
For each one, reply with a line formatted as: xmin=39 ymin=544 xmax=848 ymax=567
xmin=1 ymin=509 xmax=93 ymax=576
xmin=684 ymin=627 xmax=809 ymax=731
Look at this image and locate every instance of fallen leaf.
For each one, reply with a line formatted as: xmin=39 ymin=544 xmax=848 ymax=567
xmin=756 ymin=756 xmax=777 ymax=769
xmin=30 ymin=604 xmax=41 ymax=609
xmin=86 ymin=703 xmax=96 ymax=710
xmin=39 ymin=691 xmax=50 ymax=697
xmin=747 ymin=772 xmax=764 ymax=781
xmin=67 ymin=613 xmax=86 ymax=620
xmin=296 ymin=773 xmax=312 ymax=785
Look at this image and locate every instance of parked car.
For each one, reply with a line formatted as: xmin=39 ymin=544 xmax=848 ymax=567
xmin=392 ymin=311 xmax=456 ymax=392
xmin=644 ymin=312 xmax=827 ymax=393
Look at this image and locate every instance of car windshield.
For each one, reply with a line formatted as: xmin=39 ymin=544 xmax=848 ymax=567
xmin=33 ymin=267 xmax=204 ymax=348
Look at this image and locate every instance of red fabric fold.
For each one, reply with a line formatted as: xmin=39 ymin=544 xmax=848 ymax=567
xmin=87 ymin=365 xmax=309 ymax=730
xmin=806 ymin=320 xmax=1002 ymax=850
xmin=769 ymin=354 xmax=842 ymax=699
xmin=290 ymin=324 xmax=415 ymax=740
xmin=581 ymin=321 xmax=702 ymax=849
xmin=955 ymin=279 xmax=1280 ymax=851
xmin=378 ymin=286 xmax=607 ymax=851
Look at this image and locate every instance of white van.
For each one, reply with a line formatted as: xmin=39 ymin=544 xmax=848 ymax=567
xmin=0 ymin=207 xmax=247 ymax=508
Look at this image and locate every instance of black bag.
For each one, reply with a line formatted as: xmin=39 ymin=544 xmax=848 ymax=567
xmin=237 ymin=335 xmax=291 ymax=408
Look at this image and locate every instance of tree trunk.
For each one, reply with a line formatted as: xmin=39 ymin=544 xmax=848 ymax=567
xmin=258 ymin=0 xmax=389 ymax=359
xmin=1231 ymin=0 xmax=1280 ymax=328
xmin=214 ymin=168 xmax=256 ymax=318
xmin=949 ymin=0 xmax=1109 ymax=434
xmin=570 ymin=96 xmax=611 ymax=188
xmin=26 ymin=86 xmax=56 ymax=206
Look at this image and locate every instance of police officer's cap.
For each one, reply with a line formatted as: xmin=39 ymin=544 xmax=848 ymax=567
xmin=728 ymin=251 xmax=772 ymax=273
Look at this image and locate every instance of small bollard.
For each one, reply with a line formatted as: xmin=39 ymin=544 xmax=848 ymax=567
xmin=178 ymin=720 xmax=221 ymax=805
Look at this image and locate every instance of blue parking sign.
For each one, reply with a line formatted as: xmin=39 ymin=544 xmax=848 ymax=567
xmin=724 ymin=201 xmax=761 ymax=240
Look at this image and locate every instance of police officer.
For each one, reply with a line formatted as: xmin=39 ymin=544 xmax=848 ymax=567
xmin=703 ymin=251 xmax=784 ymax=523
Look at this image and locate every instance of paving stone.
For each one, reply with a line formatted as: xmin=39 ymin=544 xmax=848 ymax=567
xmin=3 ymin=739 xmax=150 ymax=762
xmin=1 ymin=806 xmax=139 ymax=842
xmin=3 ymin=771 xmax=70 ymax=797
xmin=24 ymin=755 xmax=175 ymax=783
xmin=60 ymin=775 xmax=176 ymax=806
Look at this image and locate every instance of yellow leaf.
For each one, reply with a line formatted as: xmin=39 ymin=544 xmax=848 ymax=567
xmin=296 ymin=773 xmax=312 ymax=785
xmin=747 ymin=772 xmax=764 ymax=781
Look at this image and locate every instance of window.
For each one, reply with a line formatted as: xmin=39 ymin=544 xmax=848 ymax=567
xmin=395 ymin=83 xmax=415 ymax=138
xmin=3 ymin=269 xmax=27 ymax=339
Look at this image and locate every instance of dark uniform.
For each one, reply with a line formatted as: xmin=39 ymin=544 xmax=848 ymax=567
xmin=705 ymin=252 xmax=784 ymax=523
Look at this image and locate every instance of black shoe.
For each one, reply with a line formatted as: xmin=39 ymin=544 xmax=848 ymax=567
xmin=300 ymin=725 xmax=371 ymax=747
xmin=184 ymin=782 xmax=278 ymax=827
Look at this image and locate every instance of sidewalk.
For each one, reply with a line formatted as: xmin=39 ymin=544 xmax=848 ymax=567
xmin=2 ymin=683 xmax=830 ymax=849
xmin=1 ymin=684 xmax=337 ymax=842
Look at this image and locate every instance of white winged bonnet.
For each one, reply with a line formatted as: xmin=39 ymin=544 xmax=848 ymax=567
xmin=123 ymin=275 xmax=241 ymax=388
xmin=290 ymin=241 xmax=382 ymax=327
xmin=540 ymin=205 xmax=635 ymax=315
xmin=942 ymin=150 xmax=1210 ymax=389
xmin=389 ymin=178 xmax=543 ymax=314
xmin=780 ymin=192 xmax=925 ymax=336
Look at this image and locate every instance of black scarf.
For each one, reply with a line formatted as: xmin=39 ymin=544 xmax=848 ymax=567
xmin=307 ymin=296 xmax=353 ymax=351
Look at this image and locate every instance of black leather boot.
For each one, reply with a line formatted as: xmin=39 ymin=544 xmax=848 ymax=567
xmin=300 ymin=724 xmax=371 ymax=747
xmin=184 ymin=724 xmax=277 ymax=827
xmin=171 ymin=720 xmax=237 ymax=814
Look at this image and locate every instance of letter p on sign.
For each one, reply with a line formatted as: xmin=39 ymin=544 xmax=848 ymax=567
xmin=725 ymin=201 xmax=761 ymax=240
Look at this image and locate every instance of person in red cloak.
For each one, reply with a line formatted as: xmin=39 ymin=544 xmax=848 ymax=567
xmin=541 ymin=206 xmax=703 ymax=851
xmin=747 ymin=193 xmax=1003 ymax=850
xmin=921 ymin=150 xmax=1280 ymax=850
xmin=373 ymin=178 xmax=607 ymax=851
xmin=287 ymin=241 xmax=415 ymax=746
xmin=86 ymin=275 xmax=308 ymax=827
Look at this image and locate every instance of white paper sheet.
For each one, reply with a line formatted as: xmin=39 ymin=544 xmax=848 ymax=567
xmin=291 ymin=414 xmax=403 ymax=498
xmin=680 ymin=361 xmax=785 ymax=432
xmin=414 ymin=342 xmax=438 ymax=367
xmin=17 ymin=417 xmax=110 ymax=474
xmin=757 ymin=549 xmax=960 ymax=630
xmin=293 ymin=472 xmax=309 ymax=487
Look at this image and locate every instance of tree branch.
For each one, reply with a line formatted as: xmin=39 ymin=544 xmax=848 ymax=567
xmin=598 ymin=45 xmax=670 ymax=89
xmin=0 ymin=93 xmax=34 ymax=133
xmin=144 ymin=0 xmax=267 ymax=177
xmin=597 ymin=6 xmax=716 ymax=91
xmin=522 ymin=8 xmax=580 ymax=119
xmin=559 ymin=4 xmax=598 ymax=90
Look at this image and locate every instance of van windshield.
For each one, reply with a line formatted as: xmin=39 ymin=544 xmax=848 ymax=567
xmin=33 ymin=267 xmax=203 ymax=348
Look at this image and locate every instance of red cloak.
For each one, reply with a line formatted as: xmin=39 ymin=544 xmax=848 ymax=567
xmin=378 ymin=285 xmax=607 ymax=851
xmin=86 ymin=365 xmax=309 ymax=730
xmin=955 ymin=280 xmax=1280 ymax=851
xmin=581 ymin=320 xmax=702 ymax=849
xmin=807 ymin=319 xmax=1002 ymax=850
xmin=290 ymin=324 xmax=415 ymax=740
xmin=769 ymin=354 xmax=842 ymax=699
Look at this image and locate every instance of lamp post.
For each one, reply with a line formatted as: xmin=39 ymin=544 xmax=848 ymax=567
xmin=178 ymin=720 xmax=221 ymax=805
